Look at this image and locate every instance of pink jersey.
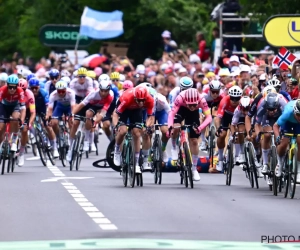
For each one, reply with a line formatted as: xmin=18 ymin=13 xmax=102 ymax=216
xmin=168 ymin=91 xmax=212 ymax=131
xmin=24 ymin=89 xmax=35 ymax=113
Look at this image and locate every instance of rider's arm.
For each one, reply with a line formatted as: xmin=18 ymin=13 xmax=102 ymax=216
xmin=273 ymin=122 xmax=280 ymax=139
xmin=72 ymin=103 xmax=85 ymax=115
xmin=146 ymin=115 xmax=155 ymax=127
xmin=27 ymin=90 xmax=36 ymax=126
xmin=198 ymin=97 xmax=212 ymax=132
xmin=167 ymin=96 xmax=181 ymax=128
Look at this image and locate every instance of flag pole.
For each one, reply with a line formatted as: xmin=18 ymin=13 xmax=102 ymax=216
xmin=74 ymin=34 xmax=81 ymax=51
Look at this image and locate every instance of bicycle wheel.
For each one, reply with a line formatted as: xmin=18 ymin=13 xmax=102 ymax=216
xmin=1 ymin=142 xmax=8 ymax=175
xmin=106 ymin=138 xmax=121 ymax=172
xmin=270 ymin=146 xmax=278 ymax=196
xmin=136 ymin=173 xmax=143 ymax=187
xmin=76 ymin=134 xmax=84 ymax=171
xmin=128 ymin=139 xmax=136 ymax=188
xmin=7 ymin=151 xmax=16 ymax=174
xmin=208 ymin=126 xmax=216 ymax=165
xmin=283 ymin=153 xmax=289 ymax=198
xmin=94 ymin=131 xmax=99 ymax=156
xmin=36 ymin=131 xmax=47 ymax=167
xmin=226 ymin=140 xmax=233 ymax=186
xmin=121 ymin=143 xmax=128 ymax=187
xmin=71 ymin=133 xmax=80 ymax=171
xmin=154 ymin=137 xmax=163 ymax=185
xmin=244 ymin=143 xmax=254 ymax=188
xmin=183 ymin=142 xmax=193 ymax=189
xmin=289 ymin=148 xmax=298 ymax=199
xmin=58 ymin=131 xmax=67 ymax=167
xmin=249 ymin=142 xmax=259 ymax=189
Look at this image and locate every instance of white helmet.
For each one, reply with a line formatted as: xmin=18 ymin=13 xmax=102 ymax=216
xmin=240 ymin=96 xmax=251 ymax=108
xmin=99 ymin=80 xmax=111 ymax=90
xmin=267 ymin=78 xmax=281 ymax=88
xmin=17 ymin=68 xmax=27 ymax=78
xmin=61 ymin=69 xmax=71 ymax=77
xmin=209 ymin=80 xmax=221 ymax=90
xmin=98 ymin=74 xmax=110 ymax=83
xmin=0 ymin=73 xmax=8 ymax=82
xmin=262 ymin=85 xmax=276 ymax=99
xmin=228 ymin=86 xmax=243 ymax=97
xmin=139 ymin=82 xmax=152 ymax=88
xmin=23 ymin=70 xmax=31 ymax=79
xmin=61 ymin=76 xmax=71 ymax=85
xmin=55 ymin=80 xmax=68 ymax=90
xmin=119 ymin=74 xmax=126 ymax=83
xmin=179 ymin=76 xmax=193 ymax=90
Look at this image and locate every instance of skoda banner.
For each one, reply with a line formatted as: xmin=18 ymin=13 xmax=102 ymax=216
xmin=39 ymin=24 xmax=93 ymax=47
xmin=263 ymin=15 xmax=300 ymax=47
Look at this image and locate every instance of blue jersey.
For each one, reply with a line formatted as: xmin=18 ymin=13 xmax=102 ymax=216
xmin=279 ymin=90 xmax=291 ymax=101
xmin=35 ymin=88 xmax=49 ymax=114
xmin=111 ymin=84 xmax=119 ymax=101
xmin=277 ymin=101 xmax=298 ymax=126
xmin=39 ymin=81 xmax=45 ymax=89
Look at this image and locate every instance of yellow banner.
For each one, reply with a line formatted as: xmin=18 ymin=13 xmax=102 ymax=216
xmin=263 ymin=15 xmax=300 ymax=47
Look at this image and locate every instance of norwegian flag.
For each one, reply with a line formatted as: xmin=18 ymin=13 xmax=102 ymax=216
xmin=273 ymin=47 xmax=296 ymax=70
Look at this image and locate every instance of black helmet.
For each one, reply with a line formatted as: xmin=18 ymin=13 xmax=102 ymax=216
xmin=265 ymin=92 xmax=279 ymax=110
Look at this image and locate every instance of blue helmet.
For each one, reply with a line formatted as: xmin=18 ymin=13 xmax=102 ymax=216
xmin=49 ymin=69 xmax=60 ymax=78
xmin=28 ymin=78 xmax=40 ymax=87
xmin=26 ymin=73 xmax=36 ymax=82
xmin=7 ymin=74 xmax=19 ymax=85
xmin=179 ymin=76 xmax=193 ymax=90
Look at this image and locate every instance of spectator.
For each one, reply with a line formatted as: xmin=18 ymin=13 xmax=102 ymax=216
xmin=211 ymin=27 xmax=220 ymax=63
xmin=196 ymin=32 xmax=210 ymax=62
xmin=228 ymin=55 xmax=240 ymax=70
xmin=161 ymin=30 xmax=177 ymax=53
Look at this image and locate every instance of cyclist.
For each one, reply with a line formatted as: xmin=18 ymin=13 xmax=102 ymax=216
xmin=45 ymin=81 xmax=76 ymax=156
xmin=68 ymin=79 xmax=114 ymax=161
xmin=169 ymin=76 xmax=193 ymax=108
xmin=110 ymin=72 xmax=122 ymax=90
xmin=0 ymin=74 xmax=26 ymax=151
xmin=267 ymin=77 xmax=291 ymax=102
xmin=100 ymin=74 xmax=119 ymax=142
xmin=87 ymin=70 xmax=99 ymax=89
xmin=61 ymin=76 xmax=71 ymax=86
xmin=112 ymin=85 xmax=155 ymax=173
xmin=168 ymin=88 xmax=212 ymax=181
xmin=215 ymin=86 xmax=243 ymax=171
xmin=273 ymin=99 xmax=300 ymax=182
xmin=0 ymin=73 xmax=8 ymax=87
xmin=45 ymin=69 xmax=60 ymax=95
xmin=119 ymin=80 xmax=134 ymax=96
xmin=17 ymin=79 xmax=36 ymax=166
xmin=69 ymin=67 xmax=93 ymax=152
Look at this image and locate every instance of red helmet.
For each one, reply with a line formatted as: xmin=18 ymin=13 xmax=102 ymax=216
xmin=18 ymin=79 xmax=28 ymax=89
xmin=134 ymin=85 xmax=147 ymax=99
xmin=184 ymin=88 xmax=200 ymax=105
xmin=123 ymin=80 xmax=134 ymax=90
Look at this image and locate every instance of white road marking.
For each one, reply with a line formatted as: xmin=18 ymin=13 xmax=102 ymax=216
xmin=26 ymin=156 xmax=41 ymax=161
xmin=44 ymin=160 xmax=117 ymax=230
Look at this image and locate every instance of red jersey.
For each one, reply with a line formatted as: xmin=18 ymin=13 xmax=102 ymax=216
xmin=217 ymin=95 xmax=239 ymax=118
xmin=0 ymin=85 xmax=25 ymax=106
xmin=116 ymin=88 xmax=154 ymax=115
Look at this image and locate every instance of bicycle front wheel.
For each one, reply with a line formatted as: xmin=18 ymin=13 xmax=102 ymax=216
xmin=244 ymin=142 xmax=254 ymax=188
xmin=183 ymin=142 xmax=193 ymax=189
xmin=226 ymin=140 xmax=234 ymax=186
xmin=1 ymin=142 xmax=8 ymax=175
xmin=154 ymin=137 xmax=163 ymax=185
xmin=36 ymin=131 xmax=47 ymax=167
xmin=289 ymin=148 xmax=298 ymax=199
xmin=128 ymin=139 xmax=136 ymax=188
xmin=249 ymin=142 xmax=259 ymax=189
xmin=208 ymin=126 xmax=216 ymax=165
xmin=270 ymin=146 xmax=278 ymax=196
xmin=76 ymin=133 xmax=84 ymax=171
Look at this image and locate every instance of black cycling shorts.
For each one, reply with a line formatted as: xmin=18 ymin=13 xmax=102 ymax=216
xmin=0 ymin=103 xmax=21 ymax=123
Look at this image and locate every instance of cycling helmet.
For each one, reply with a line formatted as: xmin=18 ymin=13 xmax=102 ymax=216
xmin=98 ymin=74 xmax=110 ymax=82
xmin=134 ymin=85 xmax=148 ymax=99
xmin=293 ymin=99 xmax=300 ymax=115
xmin=61 ymin=69 xmax=71 ymax=77
xmin=139 ymin=82 xmax=152 ymax=88
xmin=110 ymin=72 xmax=120 ymax=80
xmin=119 ymin=74 xmax=125 ymax=83
xmin=7 ymin=74 xmax=19 ymax=85
xmin=265 ymin=92 xmax=279 ymax=110
xmin=94 ymin=67 xmax=102 ymax=76
xmin=184 ymin=88 xmax=200 ymax=105
xmin=61 ymin=76 xmax=71 ymax=85
xmin=55 ymin=80 xmax=67 ymax=90
xmin=26 ymin=73 xmax=36 ymax=82
xmin=28 ymin=78 xmax=40 ymax=87
xmin=0 ymin=73 xmax=8 ymax=82
xmin=122 ymin=80 xmax=134 ymax=90
xmin=18 ymin=79 xmax=28 ymax=89
xmin=267 ymin=78 xmax=281 ymax=88
xmin=77 ymin=67 xmax=87 ymax=76
xmin=23 ymin=70 xmax=31 ymax=79
xmin=87 ymin=70 xmax=96 ymax=79
xmin=179 ymin=76 xmax=193 ymax=90
xmin=49 ymin=69 xmax=60 ymax=78
xmin=262 ymin=86 xmax=276 ymax=99
xmin=99 ymin=80 xmax=111 ymax=90
xmin=17 ymin=68 xmax=27 ymax=78
xmin=209 ymin=80 xmax=221 ymax=90
xmin=228 ymin=86 xmax=243 ymax=97
xmin=239 ymin=96 xmax=251 ymax=108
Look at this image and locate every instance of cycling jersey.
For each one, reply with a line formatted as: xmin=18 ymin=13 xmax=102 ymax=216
xmin=116 ymin=88 xmax=154 ymax=116
xmin=156 ymin=93 xmax=170 ymax=113
xmin=217 ymin=95 xmax=239 ymax=118
xmin=169 ymin=86 xmax=180 ymax=108
xmin=110 ymin=84 xmax=119 ymax=101
xmin=49 ymin=88 xmax=76 ymax=108
xmin=35 ymin=89 xmax=49 ymax=114
xmin=0 ymin=85 xmax=25 ymax=108
xmin=202 ymin=91 xmax=224 ymax=107
xmin=24 ymin=89 xmax=35 ymax=113
xmin=279 ymin=90 xmax=291 ymax=101
xmin=277 ymin=100 xmax=298 ymax=126
xmin=93 ymin=79 xmax=99 ymax=89
xmin=82 ymin=90 xmax=114 ymax=110
xmin=69 ymin=77 xmax=93 ymax=98
xmin=168 ymin=91 xmax=210 ymax=130
xmin=231 ymin=106 xmax=247 ymax=126
xmin=44 ymin=81 xmax=56 ymax=95
xmin=247 ymin=93 xmax=263 ymax=118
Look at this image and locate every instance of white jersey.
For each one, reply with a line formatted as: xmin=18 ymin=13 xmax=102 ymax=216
xmin=169 ymin=86 xmax=180 ymax=108
xmin=49 ymin=88 xmax=75 ymax=108
xmin=82 ymin=89 xmax=114 ymax=107
xmin=156 ymin=93 xmax=170 ymax=113
xmin=44 ymin=80 xmax=55 ymax=95
xmin=93 ymin=79 xmax=99 ymax=89
xmin=69 ymin=76 xmax=93 ymax=98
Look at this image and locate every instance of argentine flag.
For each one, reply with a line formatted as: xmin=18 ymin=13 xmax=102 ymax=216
xmin=79 ymin=7 xmax=124 ymax=40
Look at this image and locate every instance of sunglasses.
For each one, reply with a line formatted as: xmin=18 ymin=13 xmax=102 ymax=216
xmin=211 ymin=90 xmax=220 ymax=95
xmin=267 ymin=108 xmax=277 ymax=112
xmin=30 ymin=87 xmax=39 ymax=91
xmin=50 ymin=76 xmax=59 ymax=80
xmin=8 ymin=85 xmax=17 ymax=90
xmin=230 ymin=96 xmax=241 ymax=102
xmin=78 ymin=75 xmax=86 ymax=78
xmin=112 ymin=79 xmax=119 ymax=82
xmin=100 ymin=89 xmax=109 ymax=93
xmin=57 ymin=90 xmax=66 ymax=94
xmin=188 ymin=104 xmax=197 ymax=108
xmin=136 ymin=99 xmax=145 ymax=103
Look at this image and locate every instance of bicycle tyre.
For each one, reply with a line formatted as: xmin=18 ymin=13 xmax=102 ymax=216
xmin=8 ymin=152 xmax=15 ymax=174
xmin=76 ymin=133 xmax=84 ymax=171
xmin=244 ymin=143 xmax=254 ymax=188
xmin=71 ymin=133 xmax=80 ymax=171
xmin=226 ymin=140 xmax=233 ymax=186
xmin=249 ymin=142 xmax=259 ymax=189
xmin=1 ymin=142 xmax=8 ymax=175
xmin=58 ymin=130 xmax=67 ymax=167
xmin=121 ymin=143 xmax=128 ymax=187
xmin=289 ymin=148 xmax=298 ymax=199
xmin=106 ymin=138 xmax=121 ymax=172
xmin=36 ymin=131 xmax=47 ymax=167
xmin=283 ymin=153 xmax=289 ymax=198
xmin=154 ymin=136 xmax=163 ymax=185
xmin=183 ymin=142 xmax=193 ymax=189
xmin=270 ymin=146 xmax=278 ymax=196
xmin=208 ymin=126 xmax=216 ymax=165
xmin=128 ymin=139 xmax=136 ymax=188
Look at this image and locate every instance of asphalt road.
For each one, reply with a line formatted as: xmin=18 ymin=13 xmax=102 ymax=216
xmin=0 ymin=135 xmax=300 ymax=249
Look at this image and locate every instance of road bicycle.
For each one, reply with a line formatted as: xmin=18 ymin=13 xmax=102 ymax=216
xmin=244 ymin=137 xmax=259 ymax=189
